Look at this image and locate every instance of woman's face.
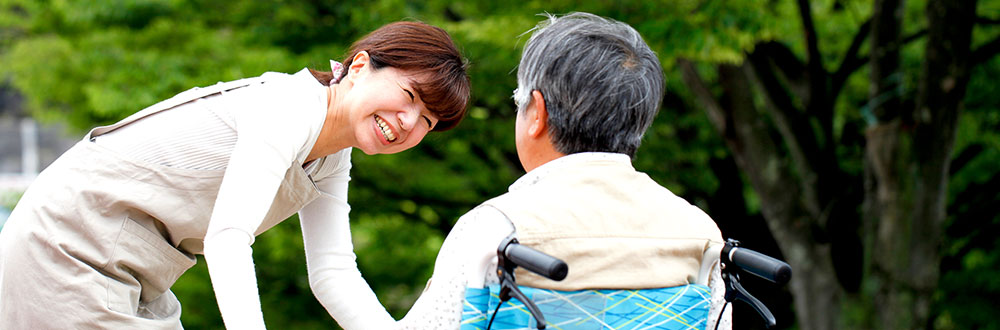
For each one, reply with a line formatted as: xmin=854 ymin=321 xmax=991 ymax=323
xmin=343 ymin=63 xmax=439 ymax=155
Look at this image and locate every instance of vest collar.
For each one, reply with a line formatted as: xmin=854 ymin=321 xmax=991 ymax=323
xmin=509 ymin=152 xmax=632 ymax=192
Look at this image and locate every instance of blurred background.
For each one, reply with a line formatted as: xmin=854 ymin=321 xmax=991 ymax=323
xmin=1 ymin=0 xmax=997 ymax=329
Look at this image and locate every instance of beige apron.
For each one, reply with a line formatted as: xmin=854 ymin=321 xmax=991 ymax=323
xmin=0 ymin=77 xmax=323 ymax=329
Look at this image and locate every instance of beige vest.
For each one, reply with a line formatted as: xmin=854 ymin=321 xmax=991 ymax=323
xmin=482 ymin=157 xmax=723 ymax=291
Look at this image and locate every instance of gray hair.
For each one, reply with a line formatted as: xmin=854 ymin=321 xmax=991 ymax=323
xmin=514 ymin=12 xmax=664 ymax=157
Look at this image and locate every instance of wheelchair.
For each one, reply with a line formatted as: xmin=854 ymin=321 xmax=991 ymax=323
xmin=460 ymin=235 xmax=791 ymax=330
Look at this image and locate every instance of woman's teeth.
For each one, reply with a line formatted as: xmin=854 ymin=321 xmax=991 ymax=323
xmin=375 ymin=115 xmax=397 ymax=142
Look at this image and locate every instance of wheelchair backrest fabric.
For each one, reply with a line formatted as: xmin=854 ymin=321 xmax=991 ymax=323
xmin=461 ymin=284 xmax=711 ymax=330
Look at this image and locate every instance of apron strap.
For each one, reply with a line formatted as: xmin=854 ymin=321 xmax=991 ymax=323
xmin=86 ymin=76 xmax=266 ymax=140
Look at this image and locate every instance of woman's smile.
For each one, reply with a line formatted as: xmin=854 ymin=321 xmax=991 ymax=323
xmin=374 ymin=114 xmax=397 ymax=143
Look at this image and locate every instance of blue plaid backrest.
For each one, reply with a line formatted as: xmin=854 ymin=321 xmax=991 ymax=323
xmin=461 ymin=284 xmax=712 ymax=330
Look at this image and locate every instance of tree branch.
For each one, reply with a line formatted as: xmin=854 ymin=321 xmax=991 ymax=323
xmin=796 ymin=0 xmax=832 ymax=119
xmin=868 ymin=0 xmax=906 ymax=123
xmin=832 ymin=19 xmax=872 ymax=98
xmin=797 ymin=0 xmax=824 ymax=69
xmin=680 ymin=59 xmax=810 ymax=229
xmin=682 ymin=57 xmax=829 ymax=239
xmin=756 ymin=42 xmax=809 ymax=101
xmin=745 ymin=49 xmax=805 ymax=126
xmin=834 ymin=27 xmax=928 ymax=98
xmin=977 ymin=16 xmax=1000 ymax=25
xmin=745 ymin=50 xmax=827 ymax=217
xmin=796 ymin=0 xmax=836 ymax=171
xmin=678 ymin=59 xmax=728 ymax=134
xmin=972 ymin=35 xmax=1000 ymax=66
xmin=904 ymin=29 xmax=928 ymax=44
xmin=949 ymin=143 xmax=984 ymax=175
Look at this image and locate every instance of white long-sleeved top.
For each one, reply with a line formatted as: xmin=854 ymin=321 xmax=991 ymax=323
xmin=97 ymin=65 xmax=396 ymax=329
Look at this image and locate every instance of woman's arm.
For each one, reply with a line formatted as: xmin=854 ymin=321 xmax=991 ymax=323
xmin=298 ymin=153 xmax=396 ymax=329
xmin=301 ymin=169 xmax=514 ymax=330
xmin=203 ymin=71 xmax=325 ymax=329
xmin=397 ymin=205 xmax=514 ymax=329
xmin=203 ymin=230 xmax=267 ymax=329
xmin=203 ymin=133 xmax=292 ymax=329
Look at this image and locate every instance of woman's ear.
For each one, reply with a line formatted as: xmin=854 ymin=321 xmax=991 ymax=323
xmin=346 ymin=51 xmax=370 ymax=82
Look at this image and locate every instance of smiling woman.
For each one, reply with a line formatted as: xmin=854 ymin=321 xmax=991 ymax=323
xmin=302 ymin=22 xmax=469 ymax=159
xmin=0 ymin=20 xmax=469 ymax=330
xmin=312 ymin=54 xmax=447 ymax=157
xmin=311 ymin=21 xmax=469 ymax=132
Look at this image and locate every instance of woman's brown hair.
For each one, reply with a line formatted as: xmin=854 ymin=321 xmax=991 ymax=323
xmin=310 ymin=21 xmax=469 ymax=132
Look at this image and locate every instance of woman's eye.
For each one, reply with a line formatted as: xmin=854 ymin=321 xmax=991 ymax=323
xmin=423 ymin=116 xmax=433 ymax=128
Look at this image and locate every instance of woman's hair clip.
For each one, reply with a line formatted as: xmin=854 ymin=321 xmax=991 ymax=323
xmin=330 ymin=60 xmax=345 ymax=84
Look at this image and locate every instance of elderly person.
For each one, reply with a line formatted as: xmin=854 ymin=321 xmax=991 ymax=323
xmin=338 ymin=12 xmax=730 ymax=330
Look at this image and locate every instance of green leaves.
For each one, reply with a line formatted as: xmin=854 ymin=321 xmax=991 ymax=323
xmin=5 ymin=1 xmax=998 ymax=329
xmin=2 ymin=19 xmax=297 ymax=130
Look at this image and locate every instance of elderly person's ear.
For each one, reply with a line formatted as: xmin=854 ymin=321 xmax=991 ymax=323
xmin=525 ymin=90 xmax=548 ymax=137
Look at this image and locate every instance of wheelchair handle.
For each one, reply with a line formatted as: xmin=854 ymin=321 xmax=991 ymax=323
xmin=493 ymin=235 xmax=568 ymax=330
xmin=722 ymin=241 xmax=791 ymax=285
xmin=502 ymin=241 xmax=568 ymax=281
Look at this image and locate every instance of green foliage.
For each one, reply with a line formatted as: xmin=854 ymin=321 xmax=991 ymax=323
xmin=170 ymin=258 xmax=221 ymax=329
xmin=0 ymin=0 xmax=302 ymax=131
xmin=3 ymin=0 xmax=998 ymax=329
xmin=351 ymin=212 xmax=444 ymax=316
xmin=933 ymin=55 xmax=1000 ymax=330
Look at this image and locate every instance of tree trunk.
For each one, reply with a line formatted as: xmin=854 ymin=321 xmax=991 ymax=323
xmin=680 ymin=62 xmax=843 ymax=330
xmin=868 ymin=0 xmax=904 ymax=122
xmin=682 ymin=0 xmax=983 ymax=328
xmin=864 ymin=0 xmax=976 ymax=328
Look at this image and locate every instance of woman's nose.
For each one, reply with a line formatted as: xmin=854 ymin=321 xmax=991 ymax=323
xmin=397 ymin=108 xmax=419 ymax=131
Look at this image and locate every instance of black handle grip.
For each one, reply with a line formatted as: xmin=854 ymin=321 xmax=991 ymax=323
xmin=504 ymin=243 xmax=568 ymax=281
xmin=723 ymin=245 xmax=791 ymax=285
